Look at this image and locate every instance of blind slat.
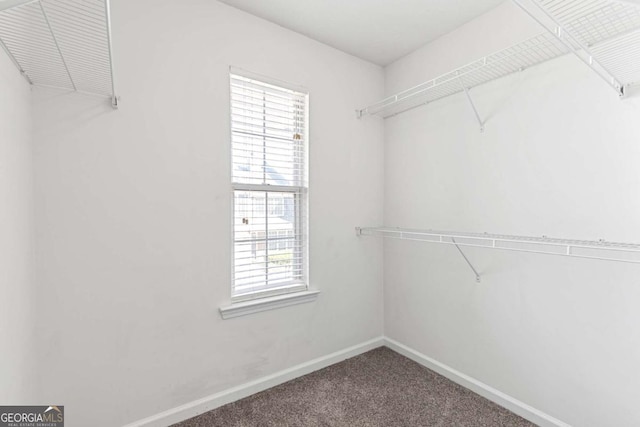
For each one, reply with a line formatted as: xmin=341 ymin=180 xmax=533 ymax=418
xmin=231 ymin=76 xmax=305 ymax=98
xmin=230 ymin=90 xmax=306 ymax=108
xmin=231 ymin=85 xmax=307 ymax=106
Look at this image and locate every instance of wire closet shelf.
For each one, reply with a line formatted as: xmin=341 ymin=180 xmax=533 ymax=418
xmin=356 ymin=227 xmax=640 ymax=264
xmin=0 ymin=0 xmax=118 ymax=108
xmin=357 ymin=0 xmax=640 ymax=119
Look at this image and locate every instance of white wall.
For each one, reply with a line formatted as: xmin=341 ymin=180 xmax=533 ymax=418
xmin=384 ymin=2 xmax=640 ymax=426
xmin=31 ymin=1 xmax=384 ymax=426
xmin=0 ymin=46 xmax=35 ymax=402
xmin=27 ymin=0 xmax=640 ymax=425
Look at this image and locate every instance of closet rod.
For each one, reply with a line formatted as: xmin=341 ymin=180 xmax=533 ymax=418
xmin=356 ymin=227 xmax=640 ymax=264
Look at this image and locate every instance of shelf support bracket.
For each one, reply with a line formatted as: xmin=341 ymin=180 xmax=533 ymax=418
xmin=0 ymin=37 xmax=31 ymax=84
xmin=458 ymin=76 xmax=485 ymax=132
xmin=511 ymin=0 xmax=625 ymax=98
xmin=104 ymin=0 xmax=119 ymax=109
xmin=39 ymin=0 xmax=76 ymax=91
xmin=451 ymin=237 xmax=481 ymax=283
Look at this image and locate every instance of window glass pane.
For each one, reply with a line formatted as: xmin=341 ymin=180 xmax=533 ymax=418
xmin=233 ymin=190 xmax=304 ymax=296
xmin=233 ymin=191 xmax=267 ymax=240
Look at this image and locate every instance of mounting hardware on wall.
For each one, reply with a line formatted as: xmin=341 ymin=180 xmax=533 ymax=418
xmin=0 ymin=0 xmax=119 ymax=109
xmin=356 ymin=227 xmax=640 ymax=265
xmin=356 ymin=0 xmax=640 ymax=121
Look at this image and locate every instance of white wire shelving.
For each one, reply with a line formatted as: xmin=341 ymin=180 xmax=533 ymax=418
xmin=357 ymin=227 xmax=640 ymax=281
xmin=554 ymin=0 xmax=640 ymax=86
xmin=357 ymin=0 xmax=640 ymax=121
xmin=357 ymin=31 xmax=569 ymax=121
xmin=0 ymin=0 xmax=118 ymax=108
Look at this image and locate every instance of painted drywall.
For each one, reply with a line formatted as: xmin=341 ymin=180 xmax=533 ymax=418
xmin=0 ymin=46 xmax=35 ymax=402
xmin=383 ymin=2 xmax=640 ymax=427
xmin=31 ymin=1 xmax=384 ymax=426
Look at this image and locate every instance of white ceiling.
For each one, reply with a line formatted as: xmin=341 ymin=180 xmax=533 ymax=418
xmin=218 ymin=0 xmax=506 ymax=66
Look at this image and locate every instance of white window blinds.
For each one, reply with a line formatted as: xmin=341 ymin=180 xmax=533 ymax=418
xmin=230 ymin=71 xmax=308 ymax=301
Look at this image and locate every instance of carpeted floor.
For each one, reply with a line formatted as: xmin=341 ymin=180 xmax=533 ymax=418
xmin=173 ymin=347 xmax=536 ymax=427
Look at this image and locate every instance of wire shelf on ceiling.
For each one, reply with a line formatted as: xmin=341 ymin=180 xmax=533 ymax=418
xmin=0 ymin=0 xmax=118 ymax=108
xmin=356 ymin=226 xmax=640 ymax=264
xmin=358 ymin=0 xmax=640 ymax=119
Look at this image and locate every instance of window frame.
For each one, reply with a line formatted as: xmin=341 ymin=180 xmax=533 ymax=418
xmin=229 ymin=67 xmax=309 ymax=303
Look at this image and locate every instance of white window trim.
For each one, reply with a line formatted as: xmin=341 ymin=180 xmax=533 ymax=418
xmin=225 ymin=67 xmax=312 ymax=312
xmin=219 ymin=290 xmax=320 ymax=320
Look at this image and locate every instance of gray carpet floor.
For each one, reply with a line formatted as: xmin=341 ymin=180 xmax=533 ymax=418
xmin=173 ymin=347 xmax=536 ymax=427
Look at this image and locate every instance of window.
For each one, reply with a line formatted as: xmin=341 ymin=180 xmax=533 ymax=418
xmin=230 ymin=69 xmax=308 ymax=302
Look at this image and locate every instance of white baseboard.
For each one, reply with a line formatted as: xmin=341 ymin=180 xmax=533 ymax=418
xmin=121 ymin=336 xmax=385 ymax=427
xmin=123 ymin=336 xmax=570 ymax=427
xmin=383 ymin=337 xmax=571 ymax=427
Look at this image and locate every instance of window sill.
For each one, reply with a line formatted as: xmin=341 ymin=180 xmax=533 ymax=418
xmin=219 ymin=290 xmax=320 ymax=320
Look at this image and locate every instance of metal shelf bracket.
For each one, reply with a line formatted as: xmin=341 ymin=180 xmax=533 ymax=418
xmin=38 ymin=0 xmax=75 ymax=91
xmin=451 ymin=237 xmax=481 ymax=283
xmin=104 ymin=0 xmax=118 ymax=109
xmin=0 ymin=36 xmax=31 ymax=84
xmin=459 ymin=75 xmax=485 ymax=132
